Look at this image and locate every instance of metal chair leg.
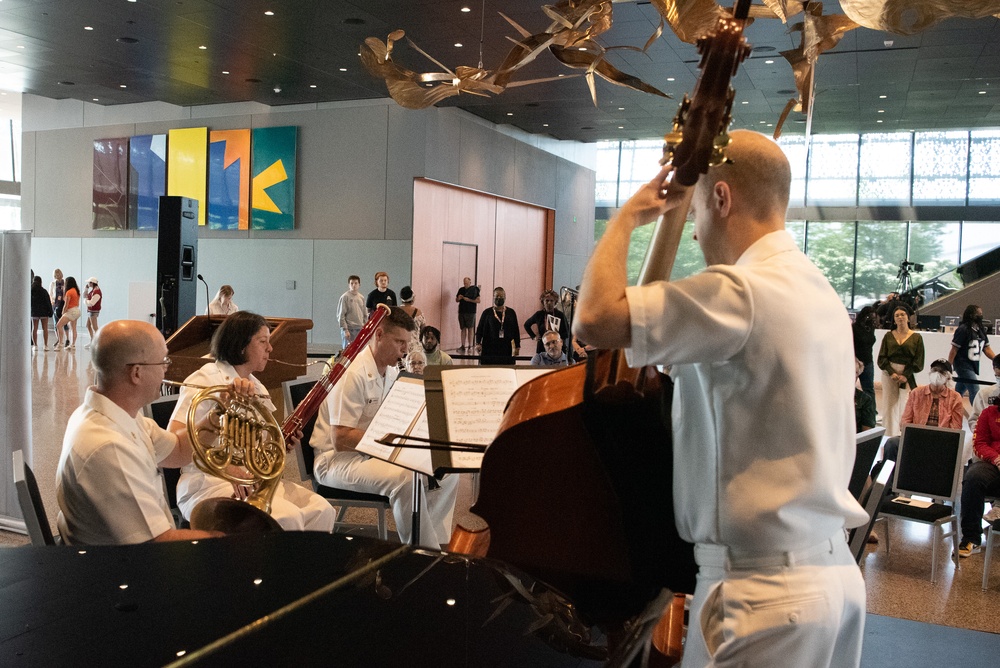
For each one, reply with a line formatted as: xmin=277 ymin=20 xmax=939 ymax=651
xmin=984 ymin=525 xmax=995 ymax=591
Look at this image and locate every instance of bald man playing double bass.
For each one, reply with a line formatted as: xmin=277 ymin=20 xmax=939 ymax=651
xmin=575 ymin=130 xmax=867 ymax=668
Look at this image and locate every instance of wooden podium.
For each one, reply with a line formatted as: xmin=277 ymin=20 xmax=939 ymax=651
xmin=164 ymin=315 xmax=312 ymax=390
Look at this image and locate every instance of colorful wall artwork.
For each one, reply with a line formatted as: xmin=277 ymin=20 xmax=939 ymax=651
xmin=251 ymin=126 xmax=297 ymax=231
xmin=128 ymin=134 xmax=167 ymax=231
xmin=167 ymin=127 xmax=209 ymax=226
xmin=208 ymin=129 xmax=251 ymax=230
xmin=92 ymin=137 xmax=129 ymax=230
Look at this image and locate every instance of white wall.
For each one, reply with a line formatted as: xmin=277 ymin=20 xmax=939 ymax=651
xmin=23 ymin=96 xmax=597 ymax=344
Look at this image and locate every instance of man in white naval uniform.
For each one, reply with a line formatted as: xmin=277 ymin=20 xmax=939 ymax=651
xmin=574 ymin=130 xmax=868 ymax=668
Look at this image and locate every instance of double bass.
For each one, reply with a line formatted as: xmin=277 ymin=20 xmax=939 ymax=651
xmin=452 ymin=0 xmax=753 ymax=642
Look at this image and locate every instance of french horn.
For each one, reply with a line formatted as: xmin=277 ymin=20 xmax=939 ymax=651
xmin=185 ymin=384 xmax=285 ymax=531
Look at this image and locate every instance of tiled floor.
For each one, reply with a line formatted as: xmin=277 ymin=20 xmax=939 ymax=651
xmin=5 ymin=339 xmax=1000 ymax=637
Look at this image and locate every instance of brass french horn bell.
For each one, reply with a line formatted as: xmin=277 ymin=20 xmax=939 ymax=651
xmin=185 ymin=385 xmax=285 ymax=533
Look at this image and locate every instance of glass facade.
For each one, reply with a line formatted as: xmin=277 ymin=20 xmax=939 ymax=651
xmin=595 ymin=128 xmax=1000 ymax=310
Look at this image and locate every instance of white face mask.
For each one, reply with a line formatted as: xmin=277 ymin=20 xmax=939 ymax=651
xmin=928 ymin=371 xmax=949 ymax=388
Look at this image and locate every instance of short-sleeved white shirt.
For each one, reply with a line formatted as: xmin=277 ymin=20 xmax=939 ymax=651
xmin=626 ymin=230 xmax=867 ymax=554
xmin=56 ymin=388 xmax=178 ymax=545
xmin=170 ymin=361 xmax=274 ymax=511
xmin=311 ymin=345 xmax=397 ymax=453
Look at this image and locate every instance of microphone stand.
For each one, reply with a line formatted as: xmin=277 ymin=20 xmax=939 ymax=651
xmin=197 ymin=274 xmax=211 ymax=316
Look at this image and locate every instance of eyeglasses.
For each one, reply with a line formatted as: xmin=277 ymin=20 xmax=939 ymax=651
xmin=126 ymin=356 xmax=172 ymax=368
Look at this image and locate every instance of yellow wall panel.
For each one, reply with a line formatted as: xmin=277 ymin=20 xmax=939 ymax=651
xmin=167 ymin=127 xmax=209 ymax=226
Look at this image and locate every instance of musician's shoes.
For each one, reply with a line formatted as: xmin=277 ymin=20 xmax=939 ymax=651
xmin=959 ymin=541 xmax=981 ymax=558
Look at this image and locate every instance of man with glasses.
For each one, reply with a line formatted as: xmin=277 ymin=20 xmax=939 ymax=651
xmin=55 ymin=320 xmax=252 ymax=545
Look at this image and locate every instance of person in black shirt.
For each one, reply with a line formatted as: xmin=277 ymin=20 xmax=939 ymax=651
xmin=366 ymin=271 xmax=397 ymax=314
xmin=475 ymin=287 xmax=520 ymax=365
xmin=852 ymin=305 xmax=878 ymax=403
xmin=524 ymin=289 xmax=569 ymax=355
xmin=948 ymin=303 xmax=995 ymax=403
xmin=455 ymin=277 xmax=480 ymax=352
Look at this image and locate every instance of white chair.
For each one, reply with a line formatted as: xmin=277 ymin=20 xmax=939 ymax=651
xmin=873 ymin=424 xmax=965 ymax=583
xmin=849 ymin=461 xmax=894 ymax=563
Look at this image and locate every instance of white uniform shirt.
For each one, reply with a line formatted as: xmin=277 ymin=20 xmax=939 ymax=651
xmin=626 ymin=230 xmax=867 ymax=555
xmin=56 ymin=388 xmax=177 ymax=545
xmin=208 ymin=298 xmax=239 ymax=316
xmin=311 ymin=345 xmax=397 ymax=453
xmin=170 ymin=361 xmax=273 ymax=510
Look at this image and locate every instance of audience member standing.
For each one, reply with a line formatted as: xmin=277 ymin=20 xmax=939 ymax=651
xmin=337 ymin=275 xmax=366 ymax=349
xmin=366 ymin=271 xmax=397 ymax=314
xmin=83 ymin=277 xmax=102 ymax=348
xmin=455 ymin=277 xmax=481 ymax=352
xmin=53 ymin=276 xmax=82 ymax=350
xmin=399 ymin=286 xmax=424 ymax=357
xmin=877 ymin=305 xmax=924 ymax=437
xmin=475 ymin=287 xmax=520 ymax=365
xmin=50 ymin=268 xmax=69 ymax=346
xmin=31 ymin=275 xmax=54 ymax=350
xmin=852 ymin=305 xmax=878 ymax=404
xmin=948 ymin=304 xmax=995 ymax=403
xmin=524 ymin=289 xmax=569 ymax=354
xmin=208 ymin=285 xmax=239 ymax=316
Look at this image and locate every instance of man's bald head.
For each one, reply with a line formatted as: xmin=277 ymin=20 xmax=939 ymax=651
xmin=92 ymin=320 xmax=164 ymax=390
xmin=695 ymin=130 xmax=791 ymax=223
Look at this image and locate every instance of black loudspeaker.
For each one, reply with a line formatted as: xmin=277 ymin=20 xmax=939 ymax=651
xmin=156 ymin=196 xmax=198 ymax=337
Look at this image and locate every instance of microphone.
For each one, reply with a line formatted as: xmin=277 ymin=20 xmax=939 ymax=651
xmin=197 ymin=274 xmax=211 ymax=316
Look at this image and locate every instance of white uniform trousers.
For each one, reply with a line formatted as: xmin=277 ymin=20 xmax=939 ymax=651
xmin=682 ymin=535 xmax=865 ymax=668
xmin=314 ymin=450 xmax=459 ymax=548
xmin=178 ymin=475 xmax=336 ymax=533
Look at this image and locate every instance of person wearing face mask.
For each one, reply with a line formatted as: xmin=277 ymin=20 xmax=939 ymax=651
xmin=876 ymin=359 xmax=964 ymax=466
xmin=948 ymin=304 xmax=995 ymax=403
xmin=475 ymin=287 xmax=520 ymax=365
xmin=969 ymin=355 xmax=1000 ymax=430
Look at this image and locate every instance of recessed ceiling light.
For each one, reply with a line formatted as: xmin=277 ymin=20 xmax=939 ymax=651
xmin=339 ymin=67 xmax=347 ymax=72
xmin=310 ymin=84 xmax=317 ymax=88
xmin=506 ymin=112 xmax=513 ymax=116
xmin=558 ymin=74 xmax=565 ymax=77
xmin=877 ymin=109 xmax=884 ymax=113
xmin=84 ymin=26 xmax=94 ymax=31
xmin=618 ymin=126 xmax=624 ymax=129
xmin=454 ymin=43 xmax=463 ymax=47
xmin=759 ymin=120 xmax=766 ymax=124
xmin=979 ymin=90 xmax=987 ymax=94
xmin=618 ymin=107 xmax=624 ymax=110
xmin=666 ymin=77 xmax=675 ymax=82
xmin=264 ymin=10 xmax=274 ymax=16
xmin=425 ymin=83 xmax=433 ymax=87
xmin=877 ymin=119 xmax=883 ymax=123
xmin=764 ymin=59 xmax=774 ymax=64
xmin=766 ymin=123 xmax=772 ymax=127
xmin=93 ymin=98 xmax=99 ymax=101
xmin=543 ymin=123 xmax=549 ymax=127
xmin=578 ymin=47 xmax=587 ymax=51
xmin=198 ymin=45 xmax=207 ymax=50
xmin=128 ymin=0 xmax=137 ymax=3
xmin=120 ymin=84 xmax=127 ymax=88
xmin=741 ymin=100 xmax=748 ymax=104
xmin=222 ymin=70 xmax=229 ymax=75
xmin=879 ymin=94 xmax=887 ymax=99
xmin=461 ymin=6 xmax=471 ymax=12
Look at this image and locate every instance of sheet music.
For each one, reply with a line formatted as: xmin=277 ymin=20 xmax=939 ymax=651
xmin=356 ymin=377 xmax=428 ymax=468
xmin=441 ymin=368 xmax=519 ymax=446
xmin=515 ymin=367 xmax=554 ymax=386
xmin=387 ymin=406 xmax=434 ymax=475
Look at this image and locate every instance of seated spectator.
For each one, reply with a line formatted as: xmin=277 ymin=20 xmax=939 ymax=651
xmin=878 ymin=359 xmax=964 ymax=464
xmin=960 ymin=398 xmax=1000 ymax=557
xmin=530 ymin=330 xmax=568 ymax=367
xmin=406 ymin=350 xmax=427 ymax=375
xmin=420 ymin=326 xmax=453 ymax=366
xmin=970 ymin=353 xmax=1000 ymax=430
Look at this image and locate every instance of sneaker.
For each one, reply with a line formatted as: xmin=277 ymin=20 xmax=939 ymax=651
xmin=69 ymin=344 xmax=76 ymax=350
xmin=52 ymin=343 xmax=62 ymax=351
xmin=959 ymin=541 xmax=981 ymax=558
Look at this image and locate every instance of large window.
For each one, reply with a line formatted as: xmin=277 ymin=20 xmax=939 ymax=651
xmin=778 ymin=136 xmax=808 ymax=208
xmin=805 ymin=221 xmax=855 ymax=306
xmin=969 ymin=130 xmax=1000 ymax=204
xmin=807 ymin=134 xmax=859 ymax=205
xmin=858 ymin=133 xmax=911 ymax=205
xmin=912 ymin=131 xmax=968 ymax=204
xmin=854 ymin=221 xmax=907 ymax=307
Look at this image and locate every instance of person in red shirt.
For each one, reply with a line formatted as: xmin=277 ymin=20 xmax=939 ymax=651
xmin=83 ymin=276 xmax=103 ymax=348
xmin=960 ymin=397 xmax=1000 ymax=557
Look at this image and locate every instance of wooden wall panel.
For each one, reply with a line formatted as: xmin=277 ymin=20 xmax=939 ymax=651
xmin=412 ymin=179 xmax=550 ymax=352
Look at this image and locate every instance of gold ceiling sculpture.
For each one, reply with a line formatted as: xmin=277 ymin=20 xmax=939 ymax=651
xmin=774 ymin=4 xmax=859 ymax=137
xmin=648 ymin=0 xmax=725 ymax=44
xmin=360 ymin=0 xmax=669 ymax=111
xmin=840 ymin=0 xmax=1000 ymax=35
